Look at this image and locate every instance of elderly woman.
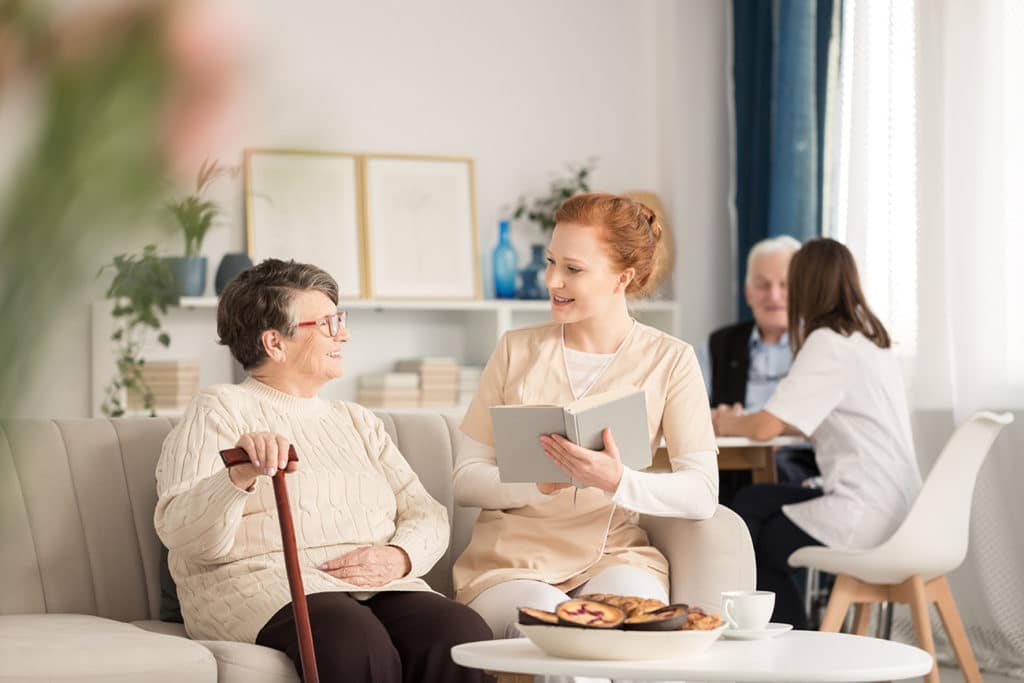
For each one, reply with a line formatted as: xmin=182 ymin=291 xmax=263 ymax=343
xmin=154 ymin=259 xmax=490 ymax=682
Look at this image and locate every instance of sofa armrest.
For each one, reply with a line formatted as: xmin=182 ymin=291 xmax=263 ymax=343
xmin=640 ymin=505 xmax=755 ymax=609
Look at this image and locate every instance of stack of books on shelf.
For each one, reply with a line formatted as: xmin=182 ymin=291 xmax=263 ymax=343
xmin=459 ymin=366 xmax=482 ymax=405
xmin=357 ymin=372 xmax=420 ymax=408
xmin=396 ymin=357 xmax=460 ymax=407
xmin=127 ymin=360 xmax=199 ymax=411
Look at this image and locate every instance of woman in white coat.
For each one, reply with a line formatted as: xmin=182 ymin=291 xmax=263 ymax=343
xmin=714 ymin=238 xmax=922 ymax=629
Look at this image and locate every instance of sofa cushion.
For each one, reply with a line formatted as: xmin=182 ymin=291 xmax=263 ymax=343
xmin=134 ymin=620 xmax=299 ymax=683
xmin=159 ymin=544 xmax=184 ymax=623
xmin=196 ymin=639 xmax=299 ymax=683
xmin=0 ymin=614 xmax=215 ymax=682
xmin=132 ymin=619 xmax=189 ymax=637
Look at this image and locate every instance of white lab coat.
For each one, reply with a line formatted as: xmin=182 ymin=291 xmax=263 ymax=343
xmin=765 ymin=328 xmax=922 ymax=550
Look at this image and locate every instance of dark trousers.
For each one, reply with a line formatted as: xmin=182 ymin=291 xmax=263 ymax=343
xmin=774 ymin=447 xmax=819 ymax=486
xmin=718 ymin=446 xmax=819 ymax=507
xmin=256 ymin=591 xmax=493 ymax=683
xmin=729 ymin=484 xmax=825 ymax=629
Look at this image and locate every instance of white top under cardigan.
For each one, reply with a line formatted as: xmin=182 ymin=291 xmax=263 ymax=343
xmin=764 ymin=328 xmax=922 ymax=551
xmin=453 ymin=345 xmax=718 ymax=518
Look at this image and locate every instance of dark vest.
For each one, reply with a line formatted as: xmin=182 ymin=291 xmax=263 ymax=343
xmin=707 ymin=320 xmax=756 ymax=407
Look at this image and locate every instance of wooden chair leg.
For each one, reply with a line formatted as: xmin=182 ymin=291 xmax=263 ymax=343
xmin=820 ymin=574 xmax=857 ymax=632
xmin=493 ymin=673 xmax=534 ymax=683
xmin=852 ymin=603 xmax=873 ymax=635
xmin=908 ymin=575 xmax=939 ymax=683
xmin=931 ymin=576 xmax=982 ymax=683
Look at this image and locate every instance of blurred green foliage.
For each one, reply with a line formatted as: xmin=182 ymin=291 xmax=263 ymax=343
xmin=0 ymin=3 xmax=172 ymax=416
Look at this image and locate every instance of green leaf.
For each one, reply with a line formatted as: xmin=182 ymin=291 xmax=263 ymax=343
xmin=96 ymin=241 xmax=176 ymax=417
xmin=511 ymin=158 xmax=599 ymax=234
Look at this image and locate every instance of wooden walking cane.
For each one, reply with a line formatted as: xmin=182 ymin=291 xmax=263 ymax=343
xmin=220 ymin=446 xmax=319 ymax=683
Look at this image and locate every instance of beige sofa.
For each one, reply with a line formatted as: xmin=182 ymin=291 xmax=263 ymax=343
xmin=0 ymin=414 xmax=755 ymax=682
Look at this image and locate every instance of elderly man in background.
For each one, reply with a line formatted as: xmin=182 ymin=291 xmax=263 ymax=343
xmin=698 ymin=236 xmax=818 ymax=505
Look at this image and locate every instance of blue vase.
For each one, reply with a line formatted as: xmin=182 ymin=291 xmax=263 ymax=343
xmin=215 ymin=252 xmax=253 ymax=295
xmin=492 ymin=220 xmax=518 ymax=299
xmin=517 ymin=244 xmax=549 ymax=300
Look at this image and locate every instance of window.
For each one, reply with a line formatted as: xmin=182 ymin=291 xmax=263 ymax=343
xmin=1004 ymin=0 xmax=1024 ymax=383
xmin=827 ymin=0 xmax=918 ymax=355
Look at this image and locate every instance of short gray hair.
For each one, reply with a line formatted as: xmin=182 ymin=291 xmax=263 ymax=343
xmin=217 ymin=259 xmax=339 ymax=370
xmin=745 ymin=235 xmax=802 ymax=285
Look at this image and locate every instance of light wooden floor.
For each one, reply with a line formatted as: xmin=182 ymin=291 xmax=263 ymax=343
xmin=929 ymin=665 xmax=1021 ymax=683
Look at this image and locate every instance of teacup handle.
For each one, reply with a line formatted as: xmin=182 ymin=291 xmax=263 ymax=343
xmin=723 ymin=598 xmax=738 ymax=628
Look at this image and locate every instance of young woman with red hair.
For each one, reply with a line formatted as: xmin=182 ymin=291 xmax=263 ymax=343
xmin=452 ymin=193 xmax=720 ymax=639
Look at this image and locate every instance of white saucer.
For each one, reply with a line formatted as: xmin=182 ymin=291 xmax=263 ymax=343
xmin=721 ymin=623 xmax=793 ymax=640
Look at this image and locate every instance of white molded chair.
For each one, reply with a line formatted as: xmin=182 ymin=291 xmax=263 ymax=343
xmin=788 ymin=411 xmax=1014 ymax=683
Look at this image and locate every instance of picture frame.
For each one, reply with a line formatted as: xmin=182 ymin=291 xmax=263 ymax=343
xmin=244 ymin=149 xmax=366 ymax=299
xmin=362 ymin=154 xmax=480 ymax=299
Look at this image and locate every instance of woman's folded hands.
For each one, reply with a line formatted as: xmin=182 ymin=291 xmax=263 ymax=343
xmin=318 ymin=545 xmax=412 ymax=587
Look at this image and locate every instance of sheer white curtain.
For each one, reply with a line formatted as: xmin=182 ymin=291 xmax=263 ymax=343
xmin=828 ymin=0 xmax=1024 ymax=675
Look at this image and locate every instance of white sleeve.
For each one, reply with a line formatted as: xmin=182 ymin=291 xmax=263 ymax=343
xmin=764 ymin=330 xmax=847 ymax=436
xmin=453 ymin=432 xmax=552 ymax=510
xmin=610 ymin=450 xmax=718 ymax=519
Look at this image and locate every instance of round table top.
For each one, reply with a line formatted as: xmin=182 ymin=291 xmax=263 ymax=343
xmin=450 ymin=631 xmax=933 ymax=682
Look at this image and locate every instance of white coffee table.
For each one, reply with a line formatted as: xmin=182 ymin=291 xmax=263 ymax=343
xmin=451 ymin=631 xmax=933 ymax=682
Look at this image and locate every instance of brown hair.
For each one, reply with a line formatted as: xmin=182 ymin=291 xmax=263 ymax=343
xmin=787 ymin=238 xmax=891 ymax=353
xmin=217 ymin=259 xmax=339 ymax=370
xmin=554 ymin=192 xmax=664 ymax=296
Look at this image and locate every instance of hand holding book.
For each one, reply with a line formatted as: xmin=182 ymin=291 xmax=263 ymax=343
xmin=490 ymin=387 xmax=651 ymax=486
xmin=539 ymin=427 xmax=625 ymax=493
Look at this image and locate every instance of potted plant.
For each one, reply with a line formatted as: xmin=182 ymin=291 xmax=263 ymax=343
xmin=510 ymin=158 xmax=597 ymax=298
xmin=512 ymin=158 xmax=596 ymax=235
xmin=98 ymin=245 xmax=177 ymax=417
xmin=164 ymin=159 xmax=232 ymax=297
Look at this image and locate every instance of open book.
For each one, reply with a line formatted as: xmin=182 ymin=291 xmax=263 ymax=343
xmin=490 ymin=387 xmax=651 ymax=484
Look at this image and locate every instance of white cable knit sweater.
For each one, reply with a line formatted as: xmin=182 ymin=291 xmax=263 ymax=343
xmin=154 ymin=377 xmax=448 ymax=643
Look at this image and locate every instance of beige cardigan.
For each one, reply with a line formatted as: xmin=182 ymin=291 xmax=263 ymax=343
xmin=154 ymin=377 xmax=448 ymax=643
xmin=453 ymin=321 xmax=718 ymax=604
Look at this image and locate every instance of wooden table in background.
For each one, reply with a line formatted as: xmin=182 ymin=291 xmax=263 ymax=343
xmin=651 ymin=436 xmax=808 ymax=484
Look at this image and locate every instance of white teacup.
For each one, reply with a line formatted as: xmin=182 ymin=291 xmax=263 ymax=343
xmin=721 ymin=590 xmax=775 ymax=630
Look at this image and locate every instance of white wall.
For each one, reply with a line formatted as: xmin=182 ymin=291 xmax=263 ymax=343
xmin=656 ymin=0 xmax=734 ymax=342
xmin=15 ymin=0 xmax=733 ymax=418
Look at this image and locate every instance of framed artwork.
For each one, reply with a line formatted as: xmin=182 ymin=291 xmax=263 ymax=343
xmin=244 ymin=149 xmax=366 ymax=299
xmin=362 ymin=154 xmax=480 ymax=299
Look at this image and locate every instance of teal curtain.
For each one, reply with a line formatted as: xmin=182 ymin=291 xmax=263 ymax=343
xmin=732 ymin=0 xmax=836 ymax=318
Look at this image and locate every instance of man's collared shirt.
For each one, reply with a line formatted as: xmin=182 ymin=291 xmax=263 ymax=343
xmin=697 ymin=326 xmax=793 ymax=410
xmin=745 ymin=327 xmax=792 ymax=411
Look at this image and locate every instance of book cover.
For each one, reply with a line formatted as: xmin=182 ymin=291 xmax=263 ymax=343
xmin=490 ymin=387 xmax=650 ymax=484
xmin=357 ymin=389 xmax=420 ymax=401
xmin=358 ymin=372 xmax=420 ymax=390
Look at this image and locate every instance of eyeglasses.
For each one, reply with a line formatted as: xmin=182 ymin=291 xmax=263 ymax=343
xmin=294 ymin=310 xmax=348 ymax=337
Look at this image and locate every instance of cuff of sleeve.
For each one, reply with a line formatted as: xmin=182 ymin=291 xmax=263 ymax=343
xmin=763 ymin=403 xmax=810 ymax=438
xmin=387 ymin=536 xmax=432 ymax=578
xmin=610 ymin=466 xmax=637 ymax=505
xmin=215 ymin=467 xmax=258 ymax=499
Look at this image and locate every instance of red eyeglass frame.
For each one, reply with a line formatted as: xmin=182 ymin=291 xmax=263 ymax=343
xmin=294 ymin=310 xmax=347 ymax=337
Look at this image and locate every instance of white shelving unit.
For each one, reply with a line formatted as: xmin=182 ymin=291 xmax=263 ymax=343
xmin=91 ymin=298 xmax=679 ymax=417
